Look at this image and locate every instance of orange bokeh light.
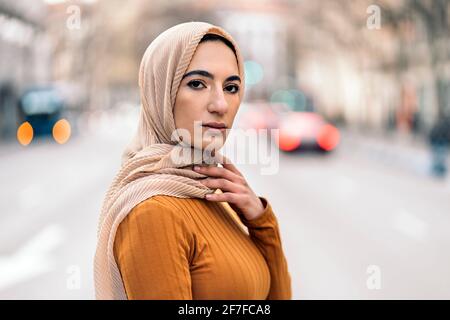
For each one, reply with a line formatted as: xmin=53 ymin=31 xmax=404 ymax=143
xmin=276 ymin=130 xmax=302 ymax=151
xmin=17 ymin=122 xmax=34 ymax=146
xmin=52 ymin=119 xmax=71 ymax=144
xmin=317 ymin=124 xmax=340 ymax=151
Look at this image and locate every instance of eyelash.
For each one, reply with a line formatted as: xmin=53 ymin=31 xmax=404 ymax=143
xmin=187 ymin=80 xmax=240 ymax=94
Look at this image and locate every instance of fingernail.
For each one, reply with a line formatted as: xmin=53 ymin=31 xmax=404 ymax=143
xmin=193 ymin=166 xmax=200 ymax=171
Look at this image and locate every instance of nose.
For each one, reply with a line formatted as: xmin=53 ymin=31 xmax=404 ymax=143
xmin=207 ymin=85 xmax=228 ymax=115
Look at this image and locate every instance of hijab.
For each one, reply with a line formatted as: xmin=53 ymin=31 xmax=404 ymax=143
xmin=93 ymin=21 xmax=246 ymax=299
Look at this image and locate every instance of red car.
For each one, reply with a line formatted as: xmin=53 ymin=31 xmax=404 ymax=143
xmin=237 ymin=102 xmax=279 ymax=131
xmin=274 ymin=111 xmax=340 ymax=152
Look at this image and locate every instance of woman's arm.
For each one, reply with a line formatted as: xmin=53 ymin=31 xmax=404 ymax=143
xmin=240 ymin=197 xmax=292 ymax=300
xmin=113 ymin=199 xmax=194 ymax=299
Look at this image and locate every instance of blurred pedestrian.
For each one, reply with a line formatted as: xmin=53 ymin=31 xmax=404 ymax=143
xmin=428 ymin=115 xmax=450 ymax=177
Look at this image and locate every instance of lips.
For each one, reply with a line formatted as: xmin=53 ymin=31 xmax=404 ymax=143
xmin=202 ymin=122 xmax=227 ymax=130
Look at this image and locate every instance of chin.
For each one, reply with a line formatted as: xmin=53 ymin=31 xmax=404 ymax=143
xmin=201 ymin=139 xmax=226 ymax=152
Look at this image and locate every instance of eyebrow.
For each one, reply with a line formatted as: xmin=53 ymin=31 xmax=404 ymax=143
xmin=181 ymin=70 xmax=241 ymax=83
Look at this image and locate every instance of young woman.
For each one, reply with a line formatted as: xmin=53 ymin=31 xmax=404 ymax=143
xmin=94 ymin=21 xmax=292 ymax=300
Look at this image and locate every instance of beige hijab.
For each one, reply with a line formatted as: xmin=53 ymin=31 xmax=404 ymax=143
xmin=93 ymin=21 xmax=246 ymax=300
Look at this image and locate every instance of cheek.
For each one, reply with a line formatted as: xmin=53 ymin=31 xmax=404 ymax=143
xmin=174 ymin=88 xmax=206 ymax=127
xmin=227 ymin=97 xmax=241 ymax=119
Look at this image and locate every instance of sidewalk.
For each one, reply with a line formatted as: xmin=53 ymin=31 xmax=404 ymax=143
xmin=339 ymin=127 xmax=450 ymax=183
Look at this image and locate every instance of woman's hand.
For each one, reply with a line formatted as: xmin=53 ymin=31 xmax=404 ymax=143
xmin=194 ymin=161 xmax=265 ymax=221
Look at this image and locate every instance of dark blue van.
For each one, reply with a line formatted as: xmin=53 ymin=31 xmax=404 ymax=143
xmin=19 ymin=86 xmax=65 ymax=136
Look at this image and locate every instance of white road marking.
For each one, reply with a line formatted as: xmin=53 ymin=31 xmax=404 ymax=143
xmin=392 ymin=209 xmax=428 ymax=241
xmin=0 ymin=224 xmax=65 ymax=291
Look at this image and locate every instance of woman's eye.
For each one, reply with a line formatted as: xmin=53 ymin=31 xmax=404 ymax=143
xmin=226 ymin=84 xmax=239 ymax=94
xmin=187 ymin=80 xmax=205 ymax=89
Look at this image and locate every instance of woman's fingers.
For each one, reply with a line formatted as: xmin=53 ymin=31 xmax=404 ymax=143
xmin=194 ymin=165 xmax=243 ymax=184
xmin=195 ymin=159 xmax=264 ymax=220
xmin=200 ymin=178 xmax=245 ymax=194
xmin=205 ymin=192 xmax=245 ymax=204
xmin=194 ymin=160 xmax=262 ymax=219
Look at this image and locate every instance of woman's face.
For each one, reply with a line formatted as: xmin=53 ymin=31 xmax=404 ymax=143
xmin=173 ymin=40 xmax=241 ymax=151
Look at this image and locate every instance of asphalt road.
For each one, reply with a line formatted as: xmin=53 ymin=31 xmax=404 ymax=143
xmin=1 ymin=111 xmax=449 ymax=299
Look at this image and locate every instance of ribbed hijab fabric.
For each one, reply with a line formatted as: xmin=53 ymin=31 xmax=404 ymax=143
xmin=94 ymin=21 xmax=246 ymax=300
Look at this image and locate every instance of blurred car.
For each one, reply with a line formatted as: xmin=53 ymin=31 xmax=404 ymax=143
xmin=18 ymin=86 xmax=65 ymax=136
xmin=237 ymin=101 xmax=280 ymax=131
xmin=274 ymin=111 xmax=340 ymax=152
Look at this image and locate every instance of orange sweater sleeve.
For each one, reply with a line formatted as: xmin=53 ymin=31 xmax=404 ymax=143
xmin=113 ymin=200 xmax=194 ymax=299
xmin=239 ymin=197 xmax=292 ymax=300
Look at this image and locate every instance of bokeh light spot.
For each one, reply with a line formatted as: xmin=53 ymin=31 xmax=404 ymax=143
xmin=244 ymin=60 xmax=264 ymax=86
xmin=17 ymin=122 xmax=34 ymax=146
xmin=317 ymin=124 xmax=340 ymax=151
xmin=274 ymin=130 xmax=302 ymax=152
xmin=52 ymin=119 xmax=72 ymax=144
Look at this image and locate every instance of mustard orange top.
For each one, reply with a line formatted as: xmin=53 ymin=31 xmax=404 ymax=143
xmin=113 ymin=195 xmax=292 ymax=299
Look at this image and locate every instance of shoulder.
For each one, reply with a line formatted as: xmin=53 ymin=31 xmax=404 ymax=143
xmin=114 ymin=196 xmax=195 ymax=260
xmin=131 ymin=195 xmax=176 ymax=214
xmin=121 ymin=195 xmax=190 ymax=229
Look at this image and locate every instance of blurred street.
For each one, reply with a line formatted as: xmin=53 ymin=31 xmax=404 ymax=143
xmin=1 ymin=0 xmax=450 ymax=300
xmin=247 ymin=134 xmax=450 ymax=299
xmin=0 ymin=110 xmax=136 ymax=299
xmin=1 ymin=109 xmax=449 ymax=299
